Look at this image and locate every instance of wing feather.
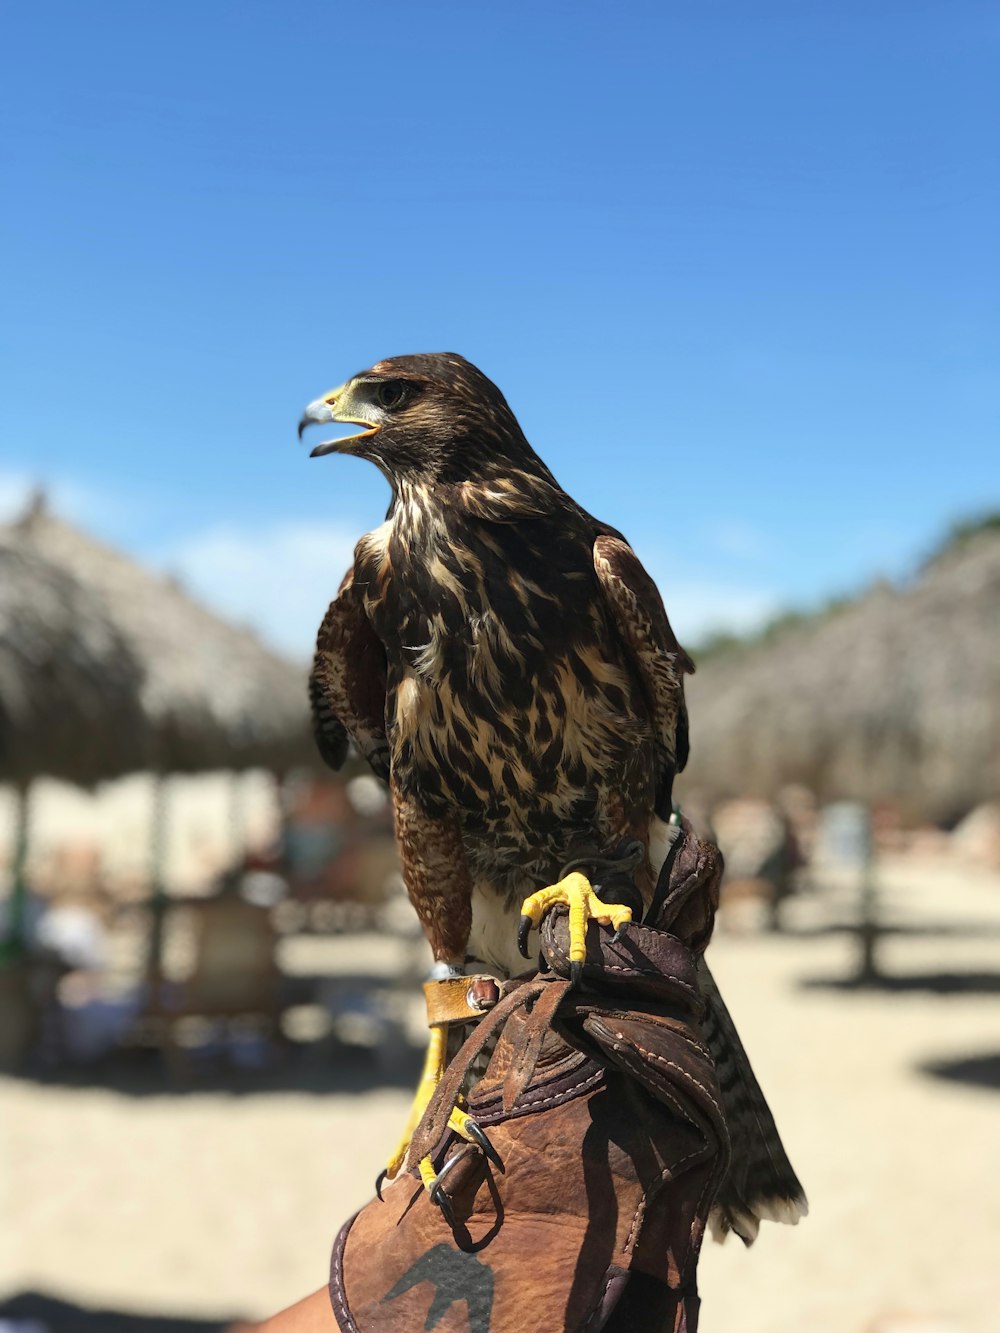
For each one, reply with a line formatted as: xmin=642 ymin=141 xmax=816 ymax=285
xmin=309 ymin=565 xmax=389 ymax=781
xmin=594 ymin=534 xmax=693 ymax=817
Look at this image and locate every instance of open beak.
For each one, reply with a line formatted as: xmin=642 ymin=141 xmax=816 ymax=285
xmin=297 ymin=385 xmax=380 ymax=458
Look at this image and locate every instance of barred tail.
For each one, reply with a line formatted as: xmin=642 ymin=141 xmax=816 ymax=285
xmin=697 ymin=958 xmax=808 ymax=1245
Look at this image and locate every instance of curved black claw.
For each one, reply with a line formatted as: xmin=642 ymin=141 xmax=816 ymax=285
xmin=375 ymin=1168 xmax=388 ymax=1201
xmin=429 ymin=1178 xmax=456 ymax=1228
xmin=570 ymin=959 xmax=584 ymax=989
xmin=464 ymin=1119 xmax=504 ymax=1173
xmin=517 ymin=913 xmax=533 ymax=959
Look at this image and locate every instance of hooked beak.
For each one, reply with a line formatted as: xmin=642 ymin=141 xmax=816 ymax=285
xmin=297 ymin=385 xmax=381 ymax=458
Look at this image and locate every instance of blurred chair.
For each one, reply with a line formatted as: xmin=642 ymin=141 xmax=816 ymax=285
xmin=151 ymin=896 xmax=283 ymax=1076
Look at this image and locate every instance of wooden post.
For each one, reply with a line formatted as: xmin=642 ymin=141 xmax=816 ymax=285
xmin=0 ymin=782 xmax=31 ymax=962
xmin=145 ymin=771 xmax=169 ymax=986
xmin=855 ymin=809 xmax=881 ymax=984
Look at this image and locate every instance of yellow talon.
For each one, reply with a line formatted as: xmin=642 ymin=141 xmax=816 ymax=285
xmin=448 ymin=1105 xmax=502 ymax=1166
xmin=418 ymin=1104 xmax=503 ymax=1220
xmin=518 ymin=871 xmax=632 ymax=978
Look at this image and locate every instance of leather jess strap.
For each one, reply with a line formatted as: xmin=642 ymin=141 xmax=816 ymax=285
xmin=410 ymin=977 xmax=561 ymax=1165
xmin=422 ymin=974 xmax=502 ymax=1028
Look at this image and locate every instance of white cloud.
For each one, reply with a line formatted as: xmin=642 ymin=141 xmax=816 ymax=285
xmin=0 ymin=472 xmax=30 ymax=520
xmin=703 ymin=519 xmax=776 ymax=563
xmin=0 ymin=468 xmax=129 ymax=531
xmin=630 ymin=541 xmax=780 ymax=646
xmin=651 ymin=579 xmax=779 ymax=646
xmin=162 ymin=521 xmax=359 ymax=659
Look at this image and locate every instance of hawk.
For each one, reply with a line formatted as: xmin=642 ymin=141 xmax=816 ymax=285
xmin=299 ymin=353 xmax=806 ymax=1243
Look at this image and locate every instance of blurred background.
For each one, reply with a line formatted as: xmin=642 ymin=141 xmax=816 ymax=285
xmin=1 ymin=3 xmax=998 ymax=1331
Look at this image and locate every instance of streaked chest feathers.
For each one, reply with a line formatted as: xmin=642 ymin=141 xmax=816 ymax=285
xmin=357 ymin=491 xmax=654 ymax=868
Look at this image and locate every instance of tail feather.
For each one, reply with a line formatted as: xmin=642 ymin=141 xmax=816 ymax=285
xmin=697 ymin=958 xmax=808 ymax=1245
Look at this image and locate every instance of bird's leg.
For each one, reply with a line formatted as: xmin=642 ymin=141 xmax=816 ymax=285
xmin=518 ymin=870 xmax=633 ymax=985
xmin=381 ymin=969 xmax=502 ymax=1203
xmin=382 ymin=1021 xmax=449 ymax=1187
xmin=385 ymin=788 xmax=500 ymax=1207
xmin=384 ymin=783 xmax=482 ymax=1183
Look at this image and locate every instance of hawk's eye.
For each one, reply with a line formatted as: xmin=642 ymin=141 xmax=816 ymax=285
xmin=374 ymin=380 xmax=409 ymax=411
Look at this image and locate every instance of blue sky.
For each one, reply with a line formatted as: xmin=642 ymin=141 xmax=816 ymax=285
xmin=2 ymin=2 xmax=997 ymax=656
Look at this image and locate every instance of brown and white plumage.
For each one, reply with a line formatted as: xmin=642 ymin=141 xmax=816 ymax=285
xmin=302 ymin=352 xmax=805 ymax=1240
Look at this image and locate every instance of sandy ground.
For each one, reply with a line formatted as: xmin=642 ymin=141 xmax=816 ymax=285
xmin=2 ymin=857 xmax=998 ymax=1332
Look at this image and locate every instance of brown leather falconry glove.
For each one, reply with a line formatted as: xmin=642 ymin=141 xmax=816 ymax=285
xmin=328 ymin=821 xmax=729 ymax=1333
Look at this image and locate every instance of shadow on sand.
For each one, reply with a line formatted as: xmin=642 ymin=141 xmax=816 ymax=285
xmin=9 ymin=1032 xmax=424 ymax=1099
xmin=778 ymin=919 xmax=1000 ymax=941
xmin=0 ymin=1290 xmax=239 ymax=1332
xmin=797 ymin=969 xmax=1000 ymax=996
xmin=918 ymin=1050 xmax=1000 ymax=1092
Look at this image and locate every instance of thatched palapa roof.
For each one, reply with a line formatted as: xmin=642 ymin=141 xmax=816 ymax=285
xmin=3 ymin=499 xmax=312 ymax=775
xmin=0 ymin=537 xmax=148 ymax=786
xmin=681 ymin=525 xmax=1000 ymax=823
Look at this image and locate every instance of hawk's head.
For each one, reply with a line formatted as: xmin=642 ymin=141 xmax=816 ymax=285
xmin=298 ymin=353 xmax=537 ymax=486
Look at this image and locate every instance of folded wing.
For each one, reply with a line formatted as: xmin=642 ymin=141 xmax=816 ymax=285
xmin=593 ymin=533 xmax=694 ymax=819
xmin=310 ymin=565 xmax=390 ymax=780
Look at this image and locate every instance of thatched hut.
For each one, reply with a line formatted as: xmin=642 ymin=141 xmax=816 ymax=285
xmin=681 ymin=527 xmax=1000 ymax=824
xmin=1 ymin=499 xmax=315 ymax=977
xmin=0 ymin=535 xmax=149 ymax=1006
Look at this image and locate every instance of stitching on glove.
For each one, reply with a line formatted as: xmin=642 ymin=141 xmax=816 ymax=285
xmin=623 ymin=1147 xmax=707 ymax=1255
